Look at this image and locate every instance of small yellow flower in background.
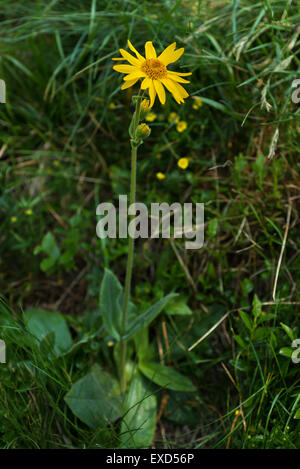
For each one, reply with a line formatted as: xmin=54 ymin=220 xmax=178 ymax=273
xmin=25 ymin=209 xmax=33 ymax=216
xmin=178 ymin=157 xmax=189 ymax=170
xmin=112 ymin=40 xmax=192 ymax=107
xmin=107 ymin=340 xmax=115 ymax=347
xmin=10 ymin=216 xmax=17 ymax=223
xmin=235 ymin=409 xmax=240 ymax=416
xmin=108 ymin=102 xmax=116 ymax=110
xmin=156 ymin=172 xmax=166 ymax=180
xmin=168 ymin=112 xmax=179 ymax=124
xmin=192 ymin=96 xmax=203 ymax=110
xmin=53 ymin=160 xmax=60 ymax=167
xmin=145 ymin=111 xmax=157 ymax=122
xmin=176 ymin=120 xmax=187 ymax=132
xmin=155 ymin=153 xmax=162 ymax=159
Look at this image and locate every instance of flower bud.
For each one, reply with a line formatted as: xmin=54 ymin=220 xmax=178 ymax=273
xmin=140 ymin=99 xmax=151 ymax=119
xmin=136 ymin=123 xmax=151 ymax=140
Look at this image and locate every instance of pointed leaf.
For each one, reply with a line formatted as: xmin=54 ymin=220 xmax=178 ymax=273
xmin=139 ymin=362 xmax=196 ymax=392
xmin=123 ymin=293 xmax=178 ymax=340
xmin=120 ymin=372 xmax=156 ymax=448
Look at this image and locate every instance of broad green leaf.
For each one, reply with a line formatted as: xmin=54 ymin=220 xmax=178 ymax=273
xmin=99 ymin=268 xmax=123 ymax=340
xmin=234 ymin=334 xmax=248 ymax=350
xmin=123 ymin=293 xmax=178 ymax=340
xmin=24 ymin=308 xmax=72 ymax=357
xmin=65 ymin=364 xmax=122 ymax=429
xmin=164 ymin=298 xmax=192 ymax=316
xmin=120 ymin=372 xmax=156 ymax=448
xmin=139 ymin=362 xmax=196 ymax=392
xmin=294 ymin=408 xmax=300 ymax=419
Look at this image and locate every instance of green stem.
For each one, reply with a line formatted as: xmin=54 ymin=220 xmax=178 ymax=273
xmin=119 ymin=90 xmax=143 ymax=393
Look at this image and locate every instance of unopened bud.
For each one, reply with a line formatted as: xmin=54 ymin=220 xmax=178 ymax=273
xmin=136 ymin=123 xmax=151 ymax=140
xmin=140 ymin=99 xmax=151 ymax=119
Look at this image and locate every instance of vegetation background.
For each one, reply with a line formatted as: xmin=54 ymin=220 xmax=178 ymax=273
xmin=0 ymin=0 xmax=299 ymax=449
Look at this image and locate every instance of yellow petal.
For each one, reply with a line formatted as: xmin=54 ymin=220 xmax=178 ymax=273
xmin=167 ymin=72 xmax=190 ymax=83
xmin=154 ymin=80 xmax=166 ymax=105
xmin=161 ymin=78 xmax=185 ymax=103
xmin=141 ymin=77 xmax=152 ymax=89
xmin=157 ymin=42 xmax=176 ymax=65
xmin=145 ymin=41 xmax=157 ymax=59
xmin=121 ymin=78 xmax=139 ymax=90
xmin=149 ymin=81 xmax=156 ymax=107
xmin=123 ymin=71 xmax=146 ymax=81
xmin=119 ymin=49 xmax=141 ymax=65
xmin=113 ymin=64 xmax=136 ymax=73
xmin=160 ymin=47 xmax=184 ymax=65
xmin=127 ymin=40 xmax=145 ymax=61
xmin=112 ymin=57 xmax=126 ymax=61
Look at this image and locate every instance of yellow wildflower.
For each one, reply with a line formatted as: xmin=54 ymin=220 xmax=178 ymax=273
xmin=176 ymin=120 xmax=187 ymax=132
xmin=168 ymin=112 xmax=179 ymax=123
xmin=25 ymin=209 xmax=33 ymax=216
xmin=192 ymin=96 xmax=203 ymax=110
xmin=145 ymin=112 xmax=157 ymax=122
xmin=136 ymin=123 xmax=151 ymax=139
xmin=156 ymin=172 xmax=166 ymax=180
xmin=108 ymin=102 xmax=116 ymax=110
xmin=113 ymin=40 xmax=191 ymax=107
xmin=11 ymin=216 xmax=17 ymax=223
xmin=155 ymin=153 xmax=162 ymax=159
xmin=177 ymin=157 xmax=189 ymax=170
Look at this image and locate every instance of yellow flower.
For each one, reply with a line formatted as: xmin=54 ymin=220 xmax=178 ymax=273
xmin=107 ymin=340 xmax=115 ymax=347
xmin=168 ymin=112 xmax=179 ymax=123
xmin=155 ymin=153 xmax=162 ymax=159
xmin=108 ymin=102 xmax=116 ymax=110
xmin=145 ymin=112 xmax=157 ymax=122
xmin=25 ymin=209 xmax=33 ymax=216
xmin=53 ymin=160 xmax=60 ymax=167
xmin=11 ymin=216 xmax=17 ymax=223
xmin=192 ymin=96 xmax=203 ymax=110
xmin=178 ymin=157 xmax=189 ymax=170
xmin=176 ymin=120 xmax=187 ymax=132
xmin=156 ymin=172 xmax=166 ymax=180
xmin=113 ymin=40 xmax=191 ymax=107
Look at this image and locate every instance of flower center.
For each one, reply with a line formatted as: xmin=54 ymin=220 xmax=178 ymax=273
xmin=141 ymin=59 xmax=167 ymax=80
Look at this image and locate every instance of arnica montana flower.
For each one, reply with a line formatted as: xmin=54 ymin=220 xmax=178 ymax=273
xmin=113 ymin=40 xmax=191 ymax=107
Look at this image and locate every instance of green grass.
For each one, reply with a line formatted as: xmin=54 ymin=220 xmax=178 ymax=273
xmin=0 ymin=0 xmax=299 ymax=449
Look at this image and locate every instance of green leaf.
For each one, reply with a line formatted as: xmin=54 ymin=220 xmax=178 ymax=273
xmin=34 ymin=232 xmax=60 ymax=260
xmin=99 ymin=268 xmax=123 ymax=341
xmin=279 ymin=347 xmax=293 ymax=358
xmin=294 ymin=408 xmax=300 ymax=419
xmin=234 ymin=334 xmax=248 ymax=350
xmin=139 ymin=362 xmax=196 ymax=392
xmin=120 ymin=372 xmax=156 ymax=448
xmin=123 ymin=293 xmax=178 ymax=340
xmin=239 ymin=310 xmax=253 ymax=331
xmin=65 ymin=364 xmax=122 ymax=429
xmin=24 ymin=308 xmax=72 ymax=357
xmin=252 ymin=294 xmax=262 ymax=318
xmin=280 ymin=322 xmax=295 ymax=342
xmin=164 ymin=298 xmax=192 ymax=316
